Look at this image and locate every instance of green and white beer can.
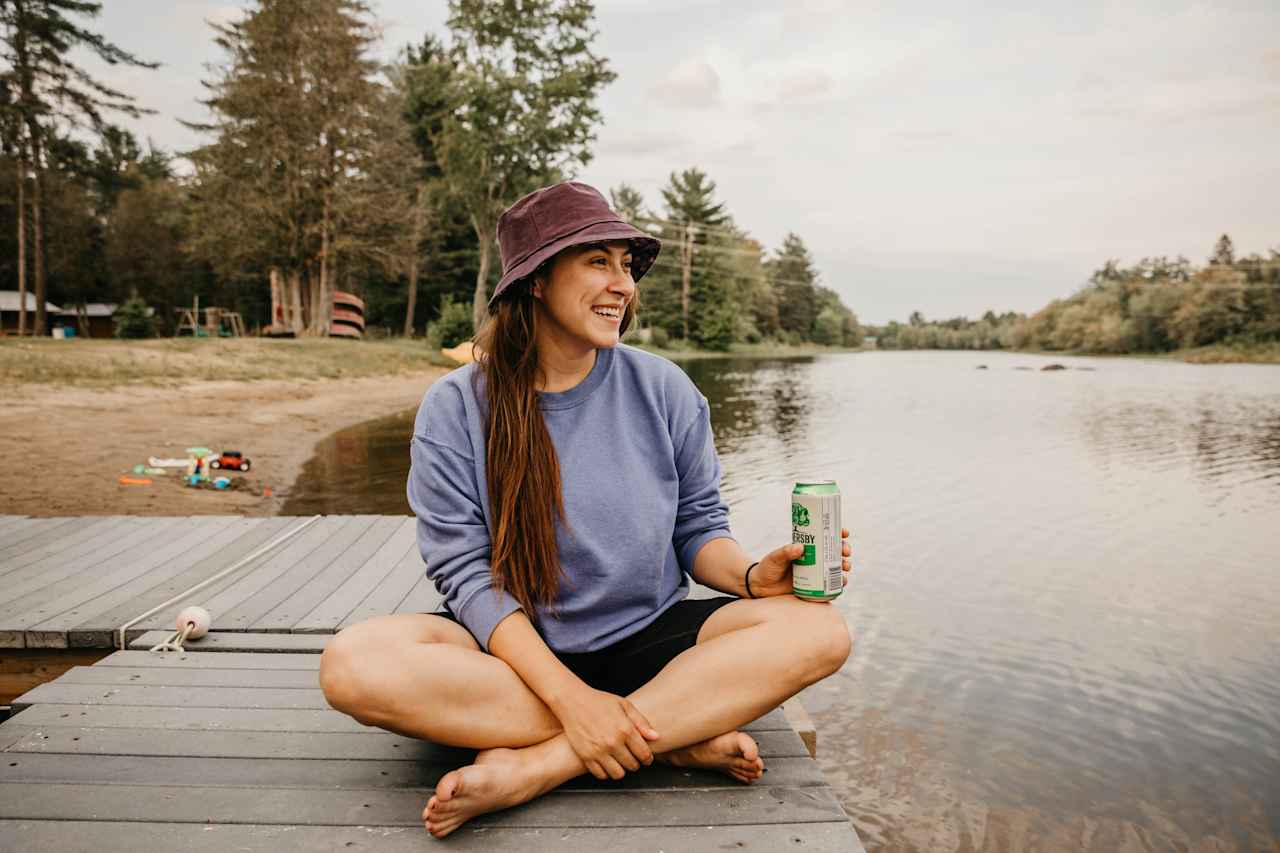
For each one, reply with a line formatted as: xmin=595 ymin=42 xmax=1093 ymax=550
xmin=791 ymin=480 xmax=843 ymax=601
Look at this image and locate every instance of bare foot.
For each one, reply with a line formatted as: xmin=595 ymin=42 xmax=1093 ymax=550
xmin=421 ymin=747 xmax=550 ymax=839
xmin=659 ymin=730 xmax=764 ymax=784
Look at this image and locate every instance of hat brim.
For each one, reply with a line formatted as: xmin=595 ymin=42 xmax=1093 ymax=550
xmin=489 ymin=220 xmax=662 ymax=308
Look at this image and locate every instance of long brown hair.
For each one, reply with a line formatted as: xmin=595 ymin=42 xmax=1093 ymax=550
xmin=474 ymin=261 xmax=638 ymax=619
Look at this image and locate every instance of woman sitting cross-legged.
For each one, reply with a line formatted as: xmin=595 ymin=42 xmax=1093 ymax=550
xmin=318 ymin=181 xmax=853 ymax=839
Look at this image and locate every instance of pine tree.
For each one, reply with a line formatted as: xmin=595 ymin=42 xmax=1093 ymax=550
xmin=1210 ymin=234 xmax=1235 ymax=267
xmin=659 ymin=168 xmax=728 ymax=339
xmin=770 ymin=233 xmax=819 ymax=340
xmin=610 ymin=183 xmax=645 ymax=222
xmin=0 ymin=0 xmax=156 ymax=334
xmin=186 ymin=0 xmax=381 ymax=335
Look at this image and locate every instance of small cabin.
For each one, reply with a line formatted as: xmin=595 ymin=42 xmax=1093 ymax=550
xmin=56 ymin=302 xmax=119 ymax=338
xmin=0 ymin=292 xmax=122 ymax=338
xmin=0 ymin=291 xmax=62 ymax=335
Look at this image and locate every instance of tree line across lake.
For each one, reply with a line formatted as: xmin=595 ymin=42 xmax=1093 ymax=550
xmin=0 ymin=0 xmax=858 ymax=352
xmin=870 ymin=235 xmax=1280 ymax=357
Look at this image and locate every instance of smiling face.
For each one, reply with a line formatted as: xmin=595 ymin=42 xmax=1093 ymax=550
xmin=532 ymin=240 xmax=636 ymax=354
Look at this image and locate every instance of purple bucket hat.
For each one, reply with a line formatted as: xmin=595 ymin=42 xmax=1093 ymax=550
xmin=489 ymin=181 xmax=661 ymax=308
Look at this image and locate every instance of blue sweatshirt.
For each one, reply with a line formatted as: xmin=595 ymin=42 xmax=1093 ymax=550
xmin=406 ymin=344 xmax=734 ymax=654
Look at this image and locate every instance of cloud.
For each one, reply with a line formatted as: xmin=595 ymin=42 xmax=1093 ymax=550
xmin=777 ymin=68 xmax=836 ymax=102
xmin=651 ymin=59 xmax=722 ymax=109
xmin=597 ymin=126 xmax=689 ymax=158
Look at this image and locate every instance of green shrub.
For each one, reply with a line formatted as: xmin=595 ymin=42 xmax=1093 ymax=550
xmin=113 ymin=296 xmax=158 ymax=339
xmin=692 ymin=302 xmax=735 ymax=351
xmin=648 ymin=326 xmax=670 ymax=348
xmin=425 ymin=296 xmax=474 ymax=349
xmin=811 ymin=306 xmax=843 ymax=345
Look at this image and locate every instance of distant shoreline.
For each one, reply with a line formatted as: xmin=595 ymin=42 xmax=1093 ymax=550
xmin=631 ymin=341 xmax=863 ymax=361
xmin=855 ymin=341 xmax=1280 ymax=365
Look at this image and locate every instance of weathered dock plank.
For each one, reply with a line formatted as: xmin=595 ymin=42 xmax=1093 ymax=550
xmin=0 ymin=820 xmax=861 ymax=853
xmin=0 ymin=517 xmax=181 ymax=608
xmin=4 ymin=697 xmax=794 ymax=736
xmin=201 ymin=515 xmax=378 ymax=631
xmin=0 ymin=517 xmax=197 ymax=647
xmin=294 ymin=516 xmax=416 ymax=632
xmin=0 ymin=518 xmax=79 ymax=556
xmin=68 ymin=516 xmax=297 ymax=648
xmin=0 ymin=781 xmax=847 ymax=827
xmin=1 ymin=516 xmax=442 ymax=643
xmin=174 ymin=515 xmax=354 ymax=631
xmin=394 ymin=571 xmax=446 ymax=614
xmin=1 ymin=736 xmax=821 ymax=782
xmin=128 ymin=630 xmax=330 ymax=652
xmin=255 ymin=515 xmax=404 ymax=631
xmin=16 ymin=516 xmax=240 ymax=648
xmin=36 ymin=517 xmax=290 ymax=648
xmin=0 ymin=516 xmax=30 ymax=535
xmin=338 ymin=534 xmax=427 ymax=628
xmin=0 ymin=516 xmax=132 ymax=580
xmin=0 ymin=516 xmax=233 ymax=647
xmin=0 ymin=722 xmax=808 ymax=762
xmin=91 ymin=649 xmax=322 ymax=669
xmin=43 ymin=663 xmax=323 ymax=687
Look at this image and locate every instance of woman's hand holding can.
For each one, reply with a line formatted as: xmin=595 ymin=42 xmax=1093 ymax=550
xmin=748 ymin=530 xmax=852 ymax=598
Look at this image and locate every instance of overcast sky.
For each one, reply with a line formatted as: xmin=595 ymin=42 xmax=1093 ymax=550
xmin=88 ymin=0 xmax=1279 ymax=323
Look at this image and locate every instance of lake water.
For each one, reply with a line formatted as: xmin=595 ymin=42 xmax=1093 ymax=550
xmin=285 ymin=350 xmax=1280 ymax=851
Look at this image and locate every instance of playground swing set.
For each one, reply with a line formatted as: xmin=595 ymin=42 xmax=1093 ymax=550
xmin=174 ymin=296 xmax=246 ymax=338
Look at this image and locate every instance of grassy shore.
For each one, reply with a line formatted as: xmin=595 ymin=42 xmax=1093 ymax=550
xmin=1002 ymin=342 xmax=1280 ymax=364
xmin=0 ymin=336 xmax=859 ymax=388
xmin=0 ymin=337 xmax=454 ymax=387
xmin=1172 ymin=340 xmax=1280 ymax=364
xmin=861 ymin=342 xmax=1280 ymax=364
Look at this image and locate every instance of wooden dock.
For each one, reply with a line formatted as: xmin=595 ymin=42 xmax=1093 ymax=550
xmin=0 ymin=515 xmax=864 ymax=851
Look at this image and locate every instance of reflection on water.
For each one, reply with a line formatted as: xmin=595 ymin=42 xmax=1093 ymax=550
xmin=679 ymin=357 xmax=819 ymax=502
xmin=286 ymin=350 xmax=1280 ymax=851
xmin=282 ymin=408 xmax=416 ymax=516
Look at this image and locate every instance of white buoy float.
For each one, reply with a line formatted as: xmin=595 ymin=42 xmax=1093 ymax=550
xmin=149 ymin=606 xmax=212 ymax=652
xmin=176 ymin=606 xmax=211 ymax=639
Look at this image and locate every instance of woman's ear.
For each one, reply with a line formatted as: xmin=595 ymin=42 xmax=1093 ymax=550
xmin=531 ymin=273 xmax=546 ymax=300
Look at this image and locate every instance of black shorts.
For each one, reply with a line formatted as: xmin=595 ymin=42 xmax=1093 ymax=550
xmin=432 ymin=596 xmax=737 ymax=696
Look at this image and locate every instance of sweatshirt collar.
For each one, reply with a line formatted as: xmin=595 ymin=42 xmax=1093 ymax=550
xmin=538 ymin=346 xmax=614 ymax=410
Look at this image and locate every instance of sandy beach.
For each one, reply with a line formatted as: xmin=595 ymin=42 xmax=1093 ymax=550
xmin=0 ymin=368 xmax=448 ymax=517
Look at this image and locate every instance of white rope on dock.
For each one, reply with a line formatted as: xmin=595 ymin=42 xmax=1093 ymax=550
xmin=148 ymin=615 xmax=202 ymax=653
xmin=114 ymin=515 xmax=322 ymax=650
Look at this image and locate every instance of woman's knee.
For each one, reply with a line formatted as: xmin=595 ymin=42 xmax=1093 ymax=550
xmin=319 ymin=616 xmax=415 ymax=719
xmin=319 ymin=614 xmax=477 ymax=723
xmin=821 ymin=606 xmax=853 ymax=674
xmin=319 ymin=628 xmax=375 ymax=719
xmin=796 ymin=602 xmax=853 ymax=681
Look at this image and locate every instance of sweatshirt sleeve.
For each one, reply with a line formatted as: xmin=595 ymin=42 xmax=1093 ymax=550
xmin=671 ymin=396 xmax=735 ymax=572
xmin=406 ymin=396 xmax=521 ymax=652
